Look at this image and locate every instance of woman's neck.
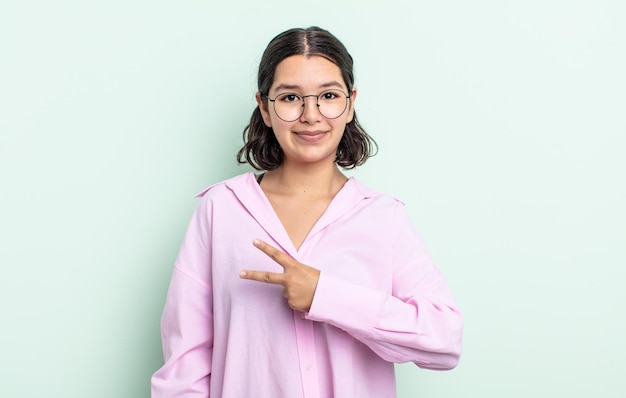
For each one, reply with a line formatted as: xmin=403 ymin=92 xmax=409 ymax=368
xmin=263 ymin=162 xmax=347 ymax=198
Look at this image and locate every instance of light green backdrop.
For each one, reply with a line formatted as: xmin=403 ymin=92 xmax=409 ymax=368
xmin=1 ymin=1 xmax=624 ymax=397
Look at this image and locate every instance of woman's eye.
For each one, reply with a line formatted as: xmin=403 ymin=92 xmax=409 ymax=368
xmin=321 ymin=91 xmax=339 ymax=100
xmin=278 ymin=94 xmax=300 ymax=102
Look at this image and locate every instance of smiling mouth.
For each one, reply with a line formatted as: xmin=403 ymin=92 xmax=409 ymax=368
xmin=294 ymin=131 xmax=326 ymax=142
xmin=296 ymin=130 xmax=325 ymax=135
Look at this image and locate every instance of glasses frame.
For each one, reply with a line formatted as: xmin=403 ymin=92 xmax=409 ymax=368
xmin=263 ymin=89 xmax=352 ymax=122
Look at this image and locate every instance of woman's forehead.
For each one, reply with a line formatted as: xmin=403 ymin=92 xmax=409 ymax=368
xmin=271 ymin=55 xmax=345 ymax=92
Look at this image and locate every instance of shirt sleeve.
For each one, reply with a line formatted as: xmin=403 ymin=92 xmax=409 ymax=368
xmin=306 ymin=201 xmax=463 ymax=370
xmin=151 ymin=198 xmax=214 ymax=397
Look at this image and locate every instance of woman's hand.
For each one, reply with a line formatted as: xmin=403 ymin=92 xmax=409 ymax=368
xmin=240 ymin=239 xmax=320 ymax=312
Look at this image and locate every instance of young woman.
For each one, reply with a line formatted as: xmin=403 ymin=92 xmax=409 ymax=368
xmin=151 ymin=26 xmax=463 ymax=398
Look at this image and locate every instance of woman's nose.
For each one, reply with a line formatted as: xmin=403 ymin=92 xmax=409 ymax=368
xmin=299 ymin=96 xmax=323 ymax=122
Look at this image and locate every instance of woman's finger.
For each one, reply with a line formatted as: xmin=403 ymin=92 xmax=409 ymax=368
xmin=239 ymin=270 xmax=285 ymax=285
xmin=253 ymin=239 xmax=295 ymax=269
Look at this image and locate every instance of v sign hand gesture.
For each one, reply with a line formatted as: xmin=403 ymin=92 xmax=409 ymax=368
xmin=240 ymin=239 xmax=320 ymax=312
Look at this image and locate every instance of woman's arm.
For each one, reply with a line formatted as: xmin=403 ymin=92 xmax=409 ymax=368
xmin=151 ymin=199 xmax=214 ymax=397
xmin=307 ymin=202 xmax=463 ymax=369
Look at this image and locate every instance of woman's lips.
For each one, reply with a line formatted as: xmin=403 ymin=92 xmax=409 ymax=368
xmin=294 ymin=131 xmax=326 ymax=142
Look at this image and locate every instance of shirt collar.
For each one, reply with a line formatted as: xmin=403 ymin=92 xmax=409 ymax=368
xmin=221 ymin=172 xmax=377 ymax=256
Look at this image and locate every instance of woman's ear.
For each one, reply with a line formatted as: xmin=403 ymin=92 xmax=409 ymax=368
xmin=347 ymin=87 xmax=357 ymax=123
xmin=256 ymin=92 xmax=272 ymax=127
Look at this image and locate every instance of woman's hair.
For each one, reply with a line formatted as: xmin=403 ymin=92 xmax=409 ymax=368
xmin=237 ymin=26 xmax=377 ymax=170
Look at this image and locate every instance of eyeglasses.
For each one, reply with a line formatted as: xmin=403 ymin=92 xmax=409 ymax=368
xmin=264 ymin=89 xmax=351 ymax=122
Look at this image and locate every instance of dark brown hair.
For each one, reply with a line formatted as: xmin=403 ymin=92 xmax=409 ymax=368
xmin=237 ymin=26 xmax=377 ymax=170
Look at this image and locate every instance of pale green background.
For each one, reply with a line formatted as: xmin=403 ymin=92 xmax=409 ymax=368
xmin=1 ymin=1 xmax=624 ymax=397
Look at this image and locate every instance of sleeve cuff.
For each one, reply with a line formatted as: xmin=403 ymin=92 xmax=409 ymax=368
xmin=306 ymin=271 xmax=387 ymax=338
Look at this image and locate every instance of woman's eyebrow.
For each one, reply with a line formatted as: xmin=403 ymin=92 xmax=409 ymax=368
xmin=319 ymin=81 xmax=344 ymax=89
xmin=273 ymin=84 xmax=301 ymax=92
xmin=273 ymin=81 xmax=345 ymax=92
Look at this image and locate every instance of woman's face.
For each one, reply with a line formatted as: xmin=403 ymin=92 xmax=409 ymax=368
xmin=257 ymin=54 xmax=357 ymax=168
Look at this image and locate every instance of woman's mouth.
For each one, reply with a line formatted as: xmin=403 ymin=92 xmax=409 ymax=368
xmin=294 ymin=131 xmax=326 ymax=142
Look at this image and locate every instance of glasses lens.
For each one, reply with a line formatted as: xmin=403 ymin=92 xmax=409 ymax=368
xmin=318 ymin=90 xmax=348 ymax=119
xmin=273 ymin=93 xmax=303 ymax=122
xmin=272 ymin=90 xmax=349 ymax=121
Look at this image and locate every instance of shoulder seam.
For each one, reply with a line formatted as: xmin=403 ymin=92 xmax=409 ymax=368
xmin=173 ymin=265 xmax=212 ymax=291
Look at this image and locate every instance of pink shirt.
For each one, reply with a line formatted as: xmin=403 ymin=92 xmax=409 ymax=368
xmin=151 ymin=172 xmax=463 ymax=397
